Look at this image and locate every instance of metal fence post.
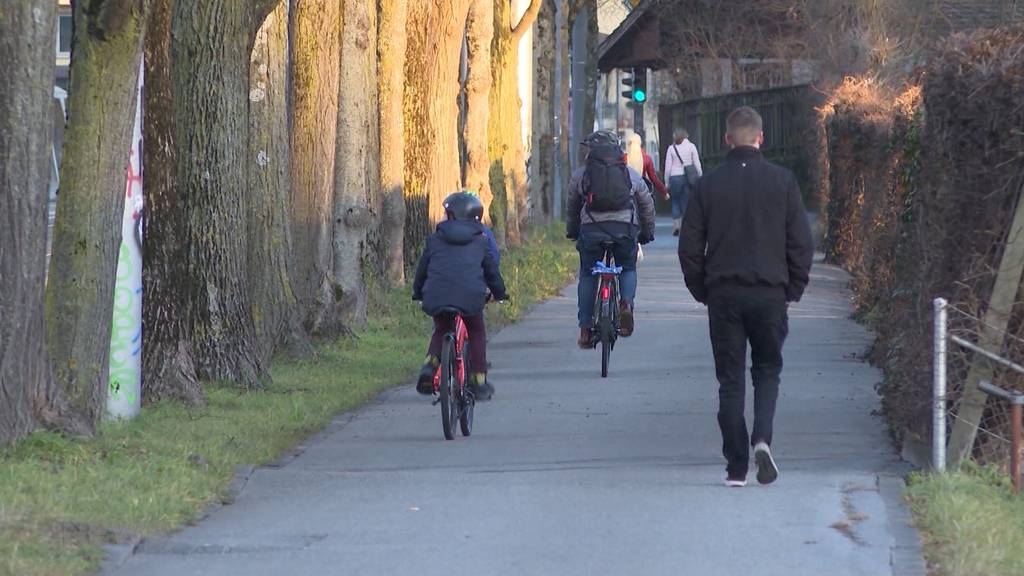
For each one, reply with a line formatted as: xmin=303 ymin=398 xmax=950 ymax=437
xmin=934 ymin=298 xmax=948 ymax=472
xmin=1012 ymin=402 xmax=1022 ymax=494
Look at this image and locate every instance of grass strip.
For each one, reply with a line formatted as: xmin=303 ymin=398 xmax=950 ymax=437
xmin=906 ymin=463 xmax=1024 ymax=576
xmin=0 ymin=224 xmax=577 ymax=576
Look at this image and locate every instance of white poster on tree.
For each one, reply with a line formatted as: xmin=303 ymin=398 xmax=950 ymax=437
xmin=107 ymin=60 xmax=144 ymax=420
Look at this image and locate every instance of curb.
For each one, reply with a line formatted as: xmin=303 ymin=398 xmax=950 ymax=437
xmin=99 ymin=463 xmax=256 ymax=575
xmin=878 ymin=474 xmax=929 ymax=576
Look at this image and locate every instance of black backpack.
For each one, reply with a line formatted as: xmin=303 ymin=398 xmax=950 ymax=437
xmin=583 ymin=144 xmax=633 ymax=212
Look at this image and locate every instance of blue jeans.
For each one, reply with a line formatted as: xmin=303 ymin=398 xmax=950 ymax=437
xmin=576 ymin=231 xmax=638 ymax=328
xmin=669 ymin=175 xmax=689 ymax=220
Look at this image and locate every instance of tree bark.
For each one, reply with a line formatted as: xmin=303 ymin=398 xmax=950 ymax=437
xmin=556 ymin=0 xmax=571 ymax=217
xmin=489 ymin=0 xmax=542 ymax=246
xmin=332 ymin=0 xmax=379 ymax=327
xmin=248 ymin=1 xmax=311 ymax=359
xmin=0 ymin=0 xmax=91 ymax=444
xmin=404 ymin=1 xmax=472 ymax=254
xmin=142 ymin=0 xmax=204 ymax=406
xmin=46 ymin=0 xmax=149 ymax=425
xmin=171 ymin=0 xmax=275 ymax=387
xmin=290 ymin=0 xmax=345 ymax=335
xmin=530 ymin=0 xmax=556 ymax=223
xmin=377 ymin=0 xmax=408 ymax=287
xmin=463 ymin=1 xmax=494 ymax=208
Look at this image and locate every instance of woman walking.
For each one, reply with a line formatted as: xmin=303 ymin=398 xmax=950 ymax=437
xmin=664 ymin=128 xmax=703 ymax=236
xmin=625 ymin=132 xmax=669 ymax=201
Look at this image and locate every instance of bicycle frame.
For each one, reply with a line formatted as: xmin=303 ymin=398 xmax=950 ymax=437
xmin=591 ymin=254 xmax=622 ymax=329
xmin=433 ymin=314 xmax=469 ymax=392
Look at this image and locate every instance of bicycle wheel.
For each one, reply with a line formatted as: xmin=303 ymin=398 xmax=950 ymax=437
xmin=459 ymin=341 xmax=473 ymax=436
xmin=439 ymin=337 xmax=458 ymax=440
xmin=600 ymin=305 xmax=612 ymax=378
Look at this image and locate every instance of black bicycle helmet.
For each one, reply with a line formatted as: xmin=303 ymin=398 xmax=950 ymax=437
xmin=581 ymin=130 xmax=621 ymax=149
xmin=443 ymin=191 xmax=484 ymax=221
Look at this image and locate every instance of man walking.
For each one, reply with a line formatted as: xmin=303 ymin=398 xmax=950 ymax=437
xmin=679 ymin=107 xmax=814 ymax=487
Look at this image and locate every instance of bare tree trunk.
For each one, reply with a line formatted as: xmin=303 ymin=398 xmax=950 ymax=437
xmin=171 ymin=0 xmax=276 ymax=387
xmin=463 ymin=1 xmax=494 ymax=207
xmin=142 ymin=0 xmax=204 ymax=406
xmin=488 ymin=0 xmax=542 ymax=246
xmin=404 ymin=1 xmax=472 ymax=253
xmin=248 ymin=1 xmax=311 ymax=358
xmin=46 ymin=0 xmax=149 ymax=425
xmin=0 ymin=0 xmax=91 ymax=444
xmin=377 ymin=0 xmax=408 ymax=286
xmin=530 ymin=0 xmax=556 ymax=223
xmin=290 ymin=0 xmax=345 ymax=335
xmin=556 ymin=0 xmax=571 ymax=216
xmin=332 ymin=0 xmax=379 ymax=327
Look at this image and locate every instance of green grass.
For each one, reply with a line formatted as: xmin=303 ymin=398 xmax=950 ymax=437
xmin=906 ymin=463 xmax=1024 ymax=576
xmin=0 ymin=224 xmax=577 ymax=576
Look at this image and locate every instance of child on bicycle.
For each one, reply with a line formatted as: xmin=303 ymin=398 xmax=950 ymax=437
xmin=413 ymin=192 xmax=508 ymax=400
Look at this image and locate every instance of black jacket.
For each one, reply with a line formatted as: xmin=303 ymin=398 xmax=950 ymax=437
xmin=413 ymin=220 xmax=507 ymax=316
xmin=679 ymin=146 xmax=814 ymax=303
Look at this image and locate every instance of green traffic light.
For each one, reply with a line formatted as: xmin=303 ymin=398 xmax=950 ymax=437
xmin=634 ymin=89 xmax=647 ymax=103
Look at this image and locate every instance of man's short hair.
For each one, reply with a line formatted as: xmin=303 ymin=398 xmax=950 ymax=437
xmin=726 ymin=106 xmax=763 ymax=145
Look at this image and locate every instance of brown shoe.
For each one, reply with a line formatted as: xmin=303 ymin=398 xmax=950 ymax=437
xmin=578 ymin=328 xmax=592 ymax=349
xmin=619 ymin=302 xmax=634 ymax=337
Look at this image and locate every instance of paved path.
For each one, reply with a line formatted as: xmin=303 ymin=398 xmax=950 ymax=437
xmin=110 ymin=222 xmax=925 ymax=576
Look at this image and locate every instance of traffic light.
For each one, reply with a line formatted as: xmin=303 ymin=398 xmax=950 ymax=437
xmin=621 ymin=67 xmax=648 ymax=105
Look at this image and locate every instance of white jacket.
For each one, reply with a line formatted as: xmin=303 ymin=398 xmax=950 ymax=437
xmin=664 ymin=139 xmax=702 ymax=179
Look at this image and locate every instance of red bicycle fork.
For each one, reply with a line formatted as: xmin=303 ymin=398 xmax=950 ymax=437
xmin=433 ymin=315 xmax=470 ymax=393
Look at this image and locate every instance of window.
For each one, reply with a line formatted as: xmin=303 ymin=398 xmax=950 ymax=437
xmin=56 ymin=14 xmax=72 ymax=67
xmin=58 ymin=15 xmax=72 ymax=53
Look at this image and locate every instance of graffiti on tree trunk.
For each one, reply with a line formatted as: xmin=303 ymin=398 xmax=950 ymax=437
xmin=108 ymin=61 xmax=144 ymax=419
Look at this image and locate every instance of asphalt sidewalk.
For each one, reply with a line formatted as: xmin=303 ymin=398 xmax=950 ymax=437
xmin=108 ymin=221 xmax=925 ymax=576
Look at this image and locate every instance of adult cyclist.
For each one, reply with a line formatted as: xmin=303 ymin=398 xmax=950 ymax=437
xmin=567 ymin=130 xmax=655 ymax=349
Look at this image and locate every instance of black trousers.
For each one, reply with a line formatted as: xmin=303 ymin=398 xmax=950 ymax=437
xmin=707 ymin=285 xmax=789 ymax=478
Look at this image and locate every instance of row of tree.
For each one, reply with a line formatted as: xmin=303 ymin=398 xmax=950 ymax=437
xmin=0 ymin=0 xmax=599 ymax=445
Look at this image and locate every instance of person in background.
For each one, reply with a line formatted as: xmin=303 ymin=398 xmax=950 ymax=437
xmin=568 ymin=130 xmax=656 ymax=348
xmin=625 ymin=132 xmax=669 ymax=201
xmin=664 ymin=128 xmax=703 ymax=236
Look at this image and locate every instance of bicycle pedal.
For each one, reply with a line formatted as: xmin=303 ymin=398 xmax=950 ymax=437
xmin=430 ymin=395 xmax=441 ymax=406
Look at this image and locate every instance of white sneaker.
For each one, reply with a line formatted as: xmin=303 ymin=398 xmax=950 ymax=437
xmin=724 ymin=477 xmax=747 ymax=488
xmin=754 ymin=442 xmax=779 ymax=485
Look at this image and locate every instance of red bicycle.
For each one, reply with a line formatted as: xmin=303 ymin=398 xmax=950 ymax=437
xmin=431 ymin=309 xmax=474 ymax=440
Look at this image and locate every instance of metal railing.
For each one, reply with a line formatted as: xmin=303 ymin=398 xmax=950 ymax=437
xmin=934 ymin=297 xmax=1024 ymax=493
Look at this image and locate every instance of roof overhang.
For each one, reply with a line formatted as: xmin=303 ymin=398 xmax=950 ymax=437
xmin=597 ymin=0 xmax=666 ymax=72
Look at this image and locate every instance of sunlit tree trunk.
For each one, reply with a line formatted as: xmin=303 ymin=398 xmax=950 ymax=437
xmin=142 ymin=0 xmax=204 ymax=406
xmin=404 ymin=1 xmax=472 ymax=255
xmin=488 ymin=0 xmax=542 ymax=246
xmin=463 ymin=1 xmax=494 ymax=210
xmin=332 ymin=0 xmax=379 ymax=326
xmin=290 ymin=0 xmax=345 ymax=335
xmin=0 ymin=0 xmax=91 ymax=443
xmin=248 ymin=1 xmax=311 ymax=358
xmin=377 ymin=0 xmax=408 ymax=286
xmin=170 ymin=0 xmax=278 ymax=387
xmin=46 ymin=0 xmax=149 ymax=425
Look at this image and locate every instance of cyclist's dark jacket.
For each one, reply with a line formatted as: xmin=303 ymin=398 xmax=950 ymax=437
xmin=679 ymin=146 xmax=814 ymax=304
xmin=413 ymin=219 xmax=507 ymax=316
